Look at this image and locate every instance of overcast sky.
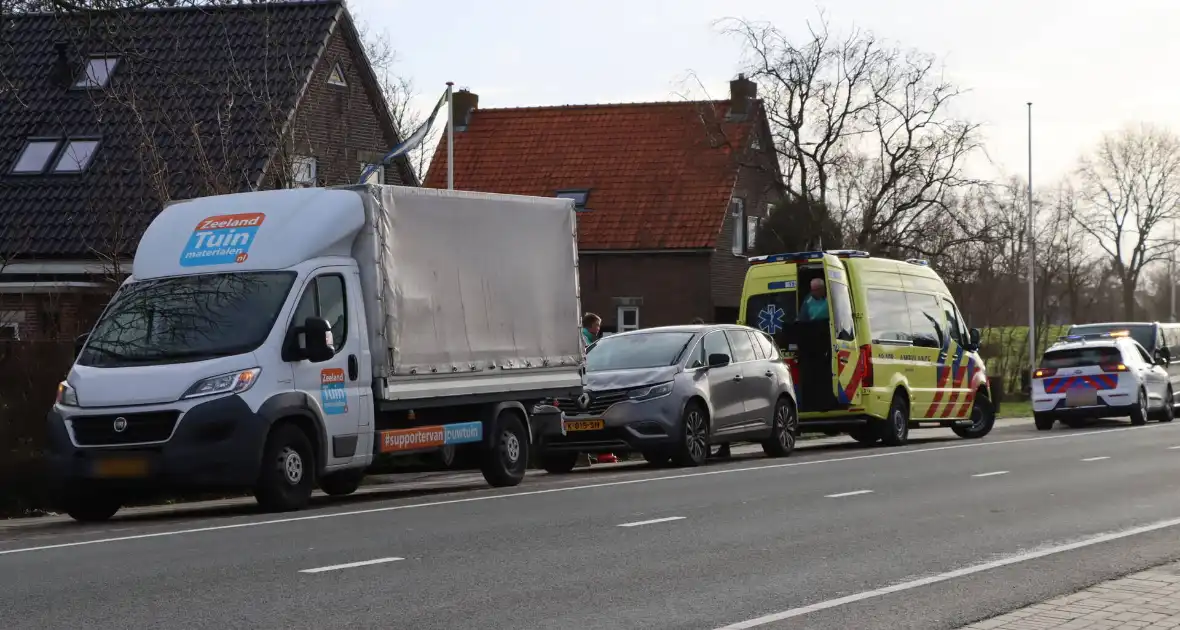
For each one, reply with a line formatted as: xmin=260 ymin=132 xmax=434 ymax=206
xmin=351 ymin=0 xmax=1180 ymax=184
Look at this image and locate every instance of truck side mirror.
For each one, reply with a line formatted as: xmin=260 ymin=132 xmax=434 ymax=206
xmin=301 ymin=317 xmax=335 ymax=363
xmin=968 ymin=328 xmax=982 ymax=350
xmin=73 ymin=332 xmax=89 ymax=358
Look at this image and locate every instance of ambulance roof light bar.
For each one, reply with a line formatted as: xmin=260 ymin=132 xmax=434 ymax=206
xmin=905 ymin=258 xmax=929 ymax=266
xmin=749 ymin=250 xmax=871 ymax=265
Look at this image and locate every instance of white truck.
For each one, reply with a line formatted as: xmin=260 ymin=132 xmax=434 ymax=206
xmin=48 ymin=185 xmax=584 ymax=522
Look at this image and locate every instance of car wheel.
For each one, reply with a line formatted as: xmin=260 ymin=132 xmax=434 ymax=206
xmin=61 ymin=490 xmax=122 ymax=523
xmin=1034 ymin=413 xmax=1055 ymax=431
xmin=319 ymin=469 xmax=364 ymax=496
xmin=540 ymin=451 xmax=579 ymax=474
xmin=1130 ymin=388 xmax=1149 ymax=426
xmin=255 ymin=423 xmax=316 ymax=512
xmin=952 ymin=393 xmax=995 ymax=439
xmin=848 ymin=427 xmax=879 ymax=445
xmin=1161 ymin=387 xmax=1175 ymax=423
xmin=673 ymin=401 xmax=709 ymax=467
xmin=762 ymin=396 xmax=798 ymax=457
xmin=878 ymin=393 xmax=910 ymax=446
xmin=642 ymin=451 xmax=672 ymax=467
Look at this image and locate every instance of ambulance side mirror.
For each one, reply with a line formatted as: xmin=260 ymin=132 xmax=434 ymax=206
xmin=968 ymin=328 xmax=982 ymax=351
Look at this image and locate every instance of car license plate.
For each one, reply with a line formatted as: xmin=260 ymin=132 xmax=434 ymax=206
xmin=563 ymin=419 xmax=604 ymax=432
xmin=1066 ymin=389 xmax=1098 ymax=408
xmin=93 ymin=457 xmax=149 ymax=478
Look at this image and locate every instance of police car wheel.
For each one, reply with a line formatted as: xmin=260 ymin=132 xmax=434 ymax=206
xmin=880 ymin=394 xmax=910 ymax=446
xmin=1034 ymin=413 xmax=1055 ymax=431
xmin=1131 ymin=389 xmax=1149 ymax=426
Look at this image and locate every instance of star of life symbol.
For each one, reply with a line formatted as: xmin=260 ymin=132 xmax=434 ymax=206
xmin=758 ymin=304 xmax=786 ymax=335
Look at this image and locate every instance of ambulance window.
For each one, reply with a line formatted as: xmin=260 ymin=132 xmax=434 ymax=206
xmin=745 ymin=292 xmax=797 ymax=348
xmin=867 ymin=289 xmax=912 ymax=343
xmin=941 ymin=299 xmax=963 ymax=346
xmin=829 ymin=281 xmax=854 ymax=341
xmin=906 ymin=293 xmax=943 ymax=349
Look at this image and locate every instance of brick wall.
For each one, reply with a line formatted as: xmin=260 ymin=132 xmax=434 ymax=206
xmin=579 ymin=253 xmax=713 ymax=331
xmin=0 ymin=291 xmax=110 ymax=341
xmin=285 ymin=27 xmax=406 ymax=187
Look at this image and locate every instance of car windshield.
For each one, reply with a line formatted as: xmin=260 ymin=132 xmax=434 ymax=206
xmin=1067 ymin=324 xmax=1154 ymax=351
xmin=585 ymin=331 xmax=696 ymax=372
xmin=78 ymin=271 xmax=297 ymax=367
xmin=1041 ymin=346 xmax=1122 ymax=369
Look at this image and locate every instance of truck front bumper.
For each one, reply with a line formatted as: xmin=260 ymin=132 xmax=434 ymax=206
xmin=46 ymin=394 xmax=268 ymax=495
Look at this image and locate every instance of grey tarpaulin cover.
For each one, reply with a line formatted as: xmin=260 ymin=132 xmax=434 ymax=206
xmin=345 ymin=185 xmax=583 ymax=379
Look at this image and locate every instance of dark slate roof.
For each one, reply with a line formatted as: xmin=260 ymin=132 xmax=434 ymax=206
xmin=0 ymin=1 xmax=410 ymax=259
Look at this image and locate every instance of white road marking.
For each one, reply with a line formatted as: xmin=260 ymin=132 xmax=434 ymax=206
xmin=825 ymin=490 xmax=874 ymax=498
xmin=712 ymin=515 xmax=1180 ymax=629
xmin=0 ymin=423 xmax=1167 ymax=557
xmin=1168 ymin=445 xmax=1180 ymax=450
xmin=1082 ymin=456 xmax=1110 ymax=462
xmin=972 ymin=471 xmax=1010 ymax=478
xmin=299 ymin=557 xmax=403 ymax=574
xmin=617 ymin=516 xmax=685 ymax=528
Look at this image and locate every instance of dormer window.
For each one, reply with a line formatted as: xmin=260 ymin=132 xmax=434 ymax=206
xmin=75 ymin=57 xmax=119 ymax=89
xmin=556 ymin=189 xmax=590 ymax=212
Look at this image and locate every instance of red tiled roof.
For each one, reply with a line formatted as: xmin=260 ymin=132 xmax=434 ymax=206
xmin=423 ymin=100 xmax=758 ymax=250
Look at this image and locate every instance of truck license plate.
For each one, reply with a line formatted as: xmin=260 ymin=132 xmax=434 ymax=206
xmin=563 ymin=419 xmax=604 ymax=432
xmin=94 ymin=457 xmax=149 ymax=478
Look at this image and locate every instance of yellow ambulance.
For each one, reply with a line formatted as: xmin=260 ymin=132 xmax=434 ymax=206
xmin=737 ymin=250 xmax=995 ymax=445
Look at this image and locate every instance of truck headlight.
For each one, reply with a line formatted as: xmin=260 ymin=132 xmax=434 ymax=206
xmin=183 ymin=368 xmax=261 ymax=399
xmin=628 ymin=381 xmax=674 ymax=401
xmin=55 ymin=381 xmax=79 ymax=407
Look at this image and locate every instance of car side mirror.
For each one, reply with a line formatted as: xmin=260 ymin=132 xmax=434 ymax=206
xmin=300 ymin=317 xmax=335 ymax=363
xmin=968 ymin=327 xmax=982 ymax=350
xmin=707 ymin=353 xmax=731 ymax=368
xmin=1157 ymin=356 xmax=1170 ymax=367
xmin=73 ymin=332 xmax=89 ymax=358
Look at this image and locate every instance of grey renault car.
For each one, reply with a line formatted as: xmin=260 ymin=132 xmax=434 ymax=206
xmin=538 ymin=324 xmax=798 ymax=472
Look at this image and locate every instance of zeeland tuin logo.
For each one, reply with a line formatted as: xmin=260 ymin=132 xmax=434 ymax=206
xmin=179 ymin=212 xmax=265 ymax=267
xmin=320 ymin=368 xmax=348 ymax=415
xmin=758 ymin=303 xmax=786 ymax=335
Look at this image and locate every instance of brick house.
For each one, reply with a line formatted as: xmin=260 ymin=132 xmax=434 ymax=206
xmin=0 ymin=0 xmax=415 ymax=340
xmin=422 ymin=77 xmax=782 ymax=331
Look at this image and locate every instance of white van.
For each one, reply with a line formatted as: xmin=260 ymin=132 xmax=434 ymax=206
xmin=49 ymin=186 xmax=584 ymax=521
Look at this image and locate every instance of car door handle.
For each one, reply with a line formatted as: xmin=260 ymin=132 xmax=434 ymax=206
xmin=733 ymin=374 xmax=744 ymax=382
xmin=347 ymin=354 xmax=359 ymax=381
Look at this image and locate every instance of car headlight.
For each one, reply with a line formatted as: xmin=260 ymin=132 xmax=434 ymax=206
xmin=56 ymin=381 xmax=79 ymax=407
xmin=183 ymin=368 xmax=261 ymax=399
xmin=628 ymin=381 xmax=674 ymax=401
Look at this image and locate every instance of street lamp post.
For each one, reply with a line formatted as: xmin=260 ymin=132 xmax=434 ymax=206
xmin=1027 ymin=103 xmax=1036 ymax=380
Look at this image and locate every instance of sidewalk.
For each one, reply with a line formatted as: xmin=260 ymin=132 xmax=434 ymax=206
xmin=963 ymin=561 xmax=1180 ymax=629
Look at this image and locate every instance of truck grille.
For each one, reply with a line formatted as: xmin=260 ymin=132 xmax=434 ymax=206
xmin=555 ymin=389 xmax=629 ymax=416
xmin=70 ymin=411 xmax=180 ymax=446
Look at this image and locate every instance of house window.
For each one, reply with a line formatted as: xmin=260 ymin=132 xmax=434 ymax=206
xmin=617 ymin=306 xmax=639 ymax=332
xmin=0 ymin=311 xmax=23 ymax=341
xmin=327 ymin=62 xmax=347 ymax=87
xmin=75 ymin=57 xmax=119 ymax=89
xmin=556 ymin=189 xmax=590 ymax=211
xmin=730 ymin=198 xmax=745 ymax=256
xmin=360 ymin=163 xmax=385 ymax=185
xmin=53 ymin=138 xmax=100 ymax=173
xmin=291 ymin=156 xmax=317 ymax=187
xmin=11 ymin=139 xmax=60 ymax=174
xmin=746 ymin=216 xmax=760 ymax=250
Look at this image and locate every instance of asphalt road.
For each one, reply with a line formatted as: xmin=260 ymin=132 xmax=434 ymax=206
xmin=5 ymin=419 xmax=1180 ymax=630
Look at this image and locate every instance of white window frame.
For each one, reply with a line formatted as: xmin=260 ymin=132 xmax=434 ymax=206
xmin=360 ymin=163 xmax=385 ymax=185
xmin=291 ymin=155 xmax=317 ymax=187
xmin=327 ymin=62 xmax=348 ymax=87
xmin=617 ymin=306 xmax=640 ymax=332
xmin=730 ymin=198 xmax=745 ymax=256
xmin=75 ymin=57 xmax=119 ymax=89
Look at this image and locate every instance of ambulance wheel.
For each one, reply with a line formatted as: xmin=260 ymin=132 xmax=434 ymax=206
xmin=1034 ymin=413 xmax=1055 ymax=431
xmin=255 ymin=423 xmax=316 ymax=512
xmin=319 ymin=469 xmax=364 ymax=496
xmin=879 ymin=393 xmax=910 ymax=446
xmin=848 ymin=427 xmax=879 ymax=445
xmin=481 ymin=411 xmax=528 ymax=487
xmin=952 ymin=394 xmax=995 ymax=439
xmin=1130 ymin=388 xmax=1149 ymax=426
xmin=1155 ymin=387 xmax=1175 ymax=422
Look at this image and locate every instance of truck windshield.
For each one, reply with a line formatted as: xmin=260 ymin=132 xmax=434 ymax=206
xmin=78 ymin=271 xmax=297 ymax=367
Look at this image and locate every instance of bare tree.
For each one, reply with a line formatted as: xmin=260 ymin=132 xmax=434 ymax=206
xmin=1072 ymin=124 xmax=1180 ymax=318
xmin=720 ymin=13 xmax=984 ymax=255
xmin=358 ymin=25 xmax=438 ymax=181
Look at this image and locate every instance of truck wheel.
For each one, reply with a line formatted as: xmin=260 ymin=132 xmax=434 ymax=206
xmin=481 ymin=412 xmax=528 ymax=487
xmin=673 ymin=401 xmax=709 ymax=467
xmin=1034 ymin=413 xmax=1055 ymax=431
xmin=61 ymin=491 xmax=122 ymax=523
xmin=319 ymin=470 xmax=364 ymax=496
xmin=952 ymin=394 xmax=995 ymax=439
xmin=879 ymin=393 xmax=910 ymax=446
xmin=539 ymin=451 xmax=579 ymax=474
xmin=255 ymin=423 xmax=316 ymax=512
xmin=761 ymin=396 xmax=797 ymax=457
xmin=1131 ymin=388 xmax=1149 ymax=426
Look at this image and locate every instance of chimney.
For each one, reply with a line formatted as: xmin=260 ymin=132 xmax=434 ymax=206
xmin=451 ymin=89 xmax=478 ymax=131
xmin=729 ymin=73 xmax=757 ymax=120
xmin=52 ymin=42 xmax=72 ymax=87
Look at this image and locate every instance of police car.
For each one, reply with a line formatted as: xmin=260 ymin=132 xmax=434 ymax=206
xmin=1032 ymin=332 xmax=1174 ymax=430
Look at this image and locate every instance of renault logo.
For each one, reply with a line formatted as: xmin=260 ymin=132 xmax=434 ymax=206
xmin=113 ymin=417 xmax=128 ymax=433
xmin=577 ymin=392 xmax=591 ymax=410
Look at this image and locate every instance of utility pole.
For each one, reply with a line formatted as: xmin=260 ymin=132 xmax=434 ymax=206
xmin=1027 ymin=102 xmax=1036 ymax=377
xmin=1172 ymin=221 xmax=1176 ymax=322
